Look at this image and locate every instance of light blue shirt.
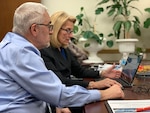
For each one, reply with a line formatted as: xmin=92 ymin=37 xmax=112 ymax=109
xmin=0 ymin=32 xmax=100 ymax=113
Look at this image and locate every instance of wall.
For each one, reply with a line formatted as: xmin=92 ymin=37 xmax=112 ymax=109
xmin=41 ymin=0 xmax=150 ymax=61
xmin=0 ymin=0 xmax=41 ymax=41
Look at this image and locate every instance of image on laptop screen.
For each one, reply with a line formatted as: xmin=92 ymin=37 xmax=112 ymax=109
xmin=120 ymin=53 xmax=143 ymax=84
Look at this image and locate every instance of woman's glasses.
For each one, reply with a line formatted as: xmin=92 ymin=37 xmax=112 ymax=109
xmin=61 ymin=28 xmax=73 ymax=34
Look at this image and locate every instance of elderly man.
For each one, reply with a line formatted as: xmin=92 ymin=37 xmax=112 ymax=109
xmin=0 ymin=2 xmax=124 ymax=113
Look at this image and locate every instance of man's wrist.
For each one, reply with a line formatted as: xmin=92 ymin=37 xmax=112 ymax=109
xmin=88 ymin=81 xmax=95 ymax=89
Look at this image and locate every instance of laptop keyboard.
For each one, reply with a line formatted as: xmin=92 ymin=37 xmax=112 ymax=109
xmin=114 ymin=78 xmax=131 ymax=87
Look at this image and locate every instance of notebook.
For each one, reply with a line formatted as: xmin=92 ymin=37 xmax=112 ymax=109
xmin=113 ymin=53 xmax=143 ymax=88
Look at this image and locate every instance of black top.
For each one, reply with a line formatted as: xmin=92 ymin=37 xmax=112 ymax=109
xmin=40 ymin=46 xmax=100 ymax=88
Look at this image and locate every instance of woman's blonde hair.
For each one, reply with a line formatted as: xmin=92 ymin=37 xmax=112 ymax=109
xmin=50 ymin=11 xmax=76 ymax=48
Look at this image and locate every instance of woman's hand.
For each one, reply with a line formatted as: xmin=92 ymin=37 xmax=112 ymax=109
xmin=101 ymin=63 xmax=122 ymax=78
xmin=88 ymin=78 xmax=122 ymax=89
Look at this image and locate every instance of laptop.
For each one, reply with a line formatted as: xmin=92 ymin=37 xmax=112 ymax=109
xmin=113 ymin=53 xmax=143 ymax=88
xmin=94 ymin=53 xmax=143 ymax=88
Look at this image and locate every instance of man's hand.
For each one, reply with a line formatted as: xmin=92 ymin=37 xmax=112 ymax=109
xmin=100 ymin=84 xmax=124 ymax=100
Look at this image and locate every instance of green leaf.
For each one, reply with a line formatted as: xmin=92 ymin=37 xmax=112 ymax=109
xmin=113 ymin=21 xmax=123 ymax=39
xmin=144 ymin=18 xmax=150 ymax=28
xmin=145 ymin=8 xmax=150 ymax=13
xmin=82 ymin=31 xmax=95 ymax=39
xmin=117 ymin=6 xmax=123 ymax=15
xmin=128 ymin=0 xmax=139 ymax=4
xmin=107 ymin=8 xmax=115 ymax=16
xmin=126 ymin=10 xmax=131 ymax=16
xmin=98 ymin=33 xmax=104 ymax=38
xmin=107 ymin=4 xmax=122 ymax=17
xmin=93 ymin=35 xmax=102 ymax=44
xmin=134 ymin=16 xmax=140 ymax=24
xmin=76 ymin=14 xmax=83 ymax=26
xmin=135 ymin=47 xmax=143 ymax=54
xmin=124 ymin=21 xmax=131 ymax=32
xmin=76 ymin=14 xmax=83 ymax=20
xmin=107 ymin=33 xmax=114 ymax=37
xmin=97 ymin=0 xmax=109 ymax=5
xmin=73 ymin=25 xmax=78 ymax=33
xmin=143 ymin=7 xmax=150 ymax=28
xmin=82 ymin=31 xmax=103 ymax=45
xmin=133 ymin=22 xmax=141 ymax=36
xmin=84 ymin=43 xmax=90 ymax=47
xmin=106 ymin=40 xmax=114 ymax=48
xmin=95 ymin=7 xmax=104 ymax=15
xmin=80 ymin=7 xmax=84 ymax=11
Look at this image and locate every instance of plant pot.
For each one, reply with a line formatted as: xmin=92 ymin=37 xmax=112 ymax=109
xmin=116 ymin=39 xmax=139 ymax=60
xmin=116 ymin=39 xmax=138 ymax=53
xmin=78 ymin=38 xmax=105 ymax=64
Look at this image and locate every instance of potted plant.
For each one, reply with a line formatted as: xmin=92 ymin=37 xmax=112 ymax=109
xmin=74 ymin=7 xmax=113 ymax=48
xmin=139 ymin=7 xmax=150 ymax=59
xmin=73 ymin=7 xmax=113 ymax=63
xmin=95 ymin=0 xmax=142 ymax=59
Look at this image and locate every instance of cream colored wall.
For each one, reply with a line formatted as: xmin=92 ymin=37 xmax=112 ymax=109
xmin=41 ymin=0 xmax=150 ymax=61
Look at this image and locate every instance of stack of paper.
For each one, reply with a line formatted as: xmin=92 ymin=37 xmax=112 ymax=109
xmin=105 ymin=100 xmax=150 ymax=113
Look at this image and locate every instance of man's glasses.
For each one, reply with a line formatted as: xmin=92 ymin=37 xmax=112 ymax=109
xmin=61 ymin=28 xmax=73 ymax=34
xmin=37 ymin=22 xmax=53 ymax=31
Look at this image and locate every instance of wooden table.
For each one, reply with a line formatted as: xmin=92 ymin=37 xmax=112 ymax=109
xmin=84 ymin=76 xmax=150 ymax=113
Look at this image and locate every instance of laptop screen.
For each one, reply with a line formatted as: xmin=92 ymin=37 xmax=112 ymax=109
xmin=121 ymin=53 xmax=143 ymax=84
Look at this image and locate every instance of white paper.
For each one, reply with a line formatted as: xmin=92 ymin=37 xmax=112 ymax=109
xmin=107 ymin=100 xmax=150 ymax=113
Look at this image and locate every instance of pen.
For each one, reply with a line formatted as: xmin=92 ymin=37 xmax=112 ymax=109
xmin=136 ymin=106 xmax=150 ymax=112
xmin=114 ymin=106 xmax=150 ymax=112
xmin=115 ymin=65 xmax=121 ymax=70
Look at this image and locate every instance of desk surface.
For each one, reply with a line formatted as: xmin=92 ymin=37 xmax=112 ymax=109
xmin=84 ymin=77 xmax=150 ymax=113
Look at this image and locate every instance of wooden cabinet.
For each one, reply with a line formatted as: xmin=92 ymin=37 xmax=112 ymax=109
xmin=0 ymin=0 xmax=41 ymax=41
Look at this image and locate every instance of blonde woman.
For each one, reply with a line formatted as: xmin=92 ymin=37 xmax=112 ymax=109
xmin=40 ymin=11 xmax=123 ymax=113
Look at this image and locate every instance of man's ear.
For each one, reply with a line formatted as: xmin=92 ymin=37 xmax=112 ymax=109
xmin=30 ymin=24 xmax=38 ymax=36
